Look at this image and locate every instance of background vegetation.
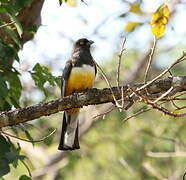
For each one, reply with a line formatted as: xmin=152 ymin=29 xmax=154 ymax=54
xmin=0 ymin=0 xmax=186 ymax=179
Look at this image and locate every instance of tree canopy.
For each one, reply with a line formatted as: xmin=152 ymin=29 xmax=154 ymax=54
xmin=1 ymin=0 xmax=186 ymax=179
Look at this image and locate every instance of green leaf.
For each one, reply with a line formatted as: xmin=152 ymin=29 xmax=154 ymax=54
xmin=0 ymin=8 xmax=7 ymax=13
xmin=24 ymin=130 xmax=34 ymax=146
xmin=5 ymin=71 xmax=22 ymax=108
xmin=0 ymin=160 xmax=10 ymax=177
xmin=55 ymin=76 xmax=61 ymax=87
xmin=4 ymin=25 xmax=22 ymax=48
xmin=0 ymin=75 xmax=8 ymax=98
xmin=0 ymin=136 xmax=11 ymax=157
xmin=0 ymin=75 xmax=8 ymax=108
xmin=59 ymin=0 xmax=63 ymax=5
xmin=19 ymin=175 xmax=31 ymax=180
xmin=0 ymin=135 xmax=11 ymax=177
xmin=0 ymin=41 xmax=18 ymax=62
xmin=8 ymin=13 xmax=23 ymax=37
xmin=17 ymin=125 xmax=34 ymax=145
xmin=31 ymin=63 xmax=57 ymax=97
xmin=14 ymin=0 xmax=32 ymax=10
xmin=4 ymin=152 xmax=25 ymax=164
xmin=6 ymin=138 xmax=23 ymax=168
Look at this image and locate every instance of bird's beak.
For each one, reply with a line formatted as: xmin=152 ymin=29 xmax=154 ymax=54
xmin=88 ymin=40 xmax=94 ymax=45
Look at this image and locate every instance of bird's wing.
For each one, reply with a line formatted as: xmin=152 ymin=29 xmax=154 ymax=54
xmin=61 ymin=59 xmax=73 ymax=98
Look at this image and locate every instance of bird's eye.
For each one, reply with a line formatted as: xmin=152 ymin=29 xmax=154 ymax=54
xmin=79 ymin=41 xmax=84 ymax=45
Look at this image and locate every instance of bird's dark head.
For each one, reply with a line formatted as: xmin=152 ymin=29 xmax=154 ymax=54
xmin=74 ymin=38 xmax=94 ymax=50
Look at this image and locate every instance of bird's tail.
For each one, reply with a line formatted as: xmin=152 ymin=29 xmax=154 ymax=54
xmin=58 ymin=111 xmax=80 ymax=150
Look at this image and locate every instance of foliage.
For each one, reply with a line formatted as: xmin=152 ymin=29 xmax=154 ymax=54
xmin=31 ymin=63 xmax=60 ymax=97
xmin=0 ymin=135 xmax=26 ymax=177
xmin=151 ymin=4 xmax=170 ymax=38
xmin=0 ymin=0 xmax=186 ymax=179
xmin=0 ymin=0 xmax=60 ymax=178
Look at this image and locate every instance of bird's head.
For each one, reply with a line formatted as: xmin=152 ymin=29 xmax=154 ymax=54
xmin=74 ymin=38 xmax=94 ymax=50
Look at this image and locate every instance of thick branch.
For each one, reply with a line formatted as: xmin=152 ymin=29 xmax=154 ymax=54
xmin=1 ymin=76 xmax=186 ymax=128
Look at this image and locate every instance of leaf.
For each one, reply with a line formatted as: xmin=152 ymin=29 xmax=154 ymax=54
xmin=0 ymin=8 xmax=7 ymax=13
xmin=31 ymin=63 xmax=57 ymax=96
xmin=124 ymin=22 xmax=142 ymax=32
xmin=4 ymin=25 xmax=22 ymax=48
xmin=0 ymin=160 xmax=10 ymax=177
xmin=67 ymin=0 xmax=77 ymax=7
xmin=24 ymin=130 xmax=34 ymax=146
xmin=0 ymin=136 xmax=11 ymax=157
xmin=0 ymin=75 xmax=8 ymax=108
xmin=4 ymin=152 xmax=25 ymax=164
xmin=0 ymin=75 xmax=8 ymax=98
xmin=54 ymin=76 xmax=61 ymax=87
xmin=19 ymin=175 xmax=31 ymax=180
xmin=18 ymin=124 xmax=34 ymax=145
xmin=129 ymin=2 xmax=143 ymax=15
xmin=59 ymin=0 xmax=63 ymax=5
xmin=5 ymin=71 xmax=22 ymax=108
xmin=150 ymin=4 xmax=170 ymax=38
xmin=0 ymin=41 xmax=19 ymax=62
xmin=0 ymin=135 xmax=11 ymax=177
xmin=14 ymin=0 xmax=32 ymax=10
xmin=151 ymin=23 xmax=165 ymax=39
xmin=8 ymin=13 xmax=23 ymax=38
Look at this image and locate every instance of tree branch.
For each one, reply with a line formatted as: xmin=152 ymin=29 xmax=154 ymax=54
xmin=1 ymin=76 xmax=186 ymax=128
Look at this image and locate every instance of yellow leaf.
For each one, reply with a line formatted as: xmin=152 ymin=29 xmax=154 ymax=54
xmin=129 ymin=3 xmax=143 ymax=15
xmin=67 ymin=0 xmax=77 ymax=7
xmin=124 ymin=22 xmax=142 ymax=32
xmin=150 ymin=4 xmax=170 ymax=38
xmin=151 ymin=23 xmax=166 ymax=38
xmin=0 ymin=69 xmax=3 ymax=72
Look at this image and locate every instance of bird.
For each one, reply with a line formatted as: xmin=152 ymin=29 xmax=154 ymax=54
xmin=58 ymin=38 xmax=97 ymax=151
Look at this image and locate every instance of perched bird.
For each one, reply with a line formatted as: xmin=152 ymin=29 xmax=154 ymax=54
xmin=58 ymin=38 xmax=97 ymax=151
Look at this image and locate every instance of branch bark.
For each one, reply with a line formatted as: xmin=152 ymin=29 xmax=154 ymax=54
xmin=1 ymin=76 xmax=186 ymax=128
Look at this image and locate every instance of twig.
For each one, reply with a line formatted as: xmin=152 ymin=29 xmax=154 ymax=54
xmin=123 ymin=98 xmax=172 ymax=123
xmin=169 ymin=97 xmax=181 ymax=109
xmin=174 ymin=92 xmax=186 ymax=98
xmin=144 ymin=36 xmax=157 ymax=83
xmin=132 ymin=52 xmax=186 ymax=95
xmin=93 ymin=60 xmax=121 ymax=108
xmin=0 ymin=129 xmax=56 ymax=143
xmin=0 ymin=21 xmax=15 ymax=29
xmin=143 ymin=161 xmax=167 ymax=180
xmin=20 ymin=159 xmax=32 ymax=177
xmin=152 ymin=86 xmax=173 ymax=103
xmin=81 ymin=0 xmax=88 ymax=6
xmin=121 ymin=86 xmax=125 ymax=111
xmin=147 ymin=151 xmax=186 ymax=158
xmin=119 ymin=157 xmax=134 ymax=174
xmin=117 ymin=37 xmax=126 ymax=87
xmin=131 ymin=88 xmax=186 ymax=118
xmin=93 ymin=105 xmax=116 ymax=119
xmin=123 ymin=107 xmax=151 ymax=123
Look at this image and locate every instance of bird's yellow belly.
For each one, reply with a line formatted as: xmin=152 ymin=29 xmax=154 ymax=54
xmin=67 ymin=72 xmax=95 ymax=93
xmin=65 ymin=65 xmax=95 ymax=95
xmin=65 ymin=65 xmax=95 ymax=114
